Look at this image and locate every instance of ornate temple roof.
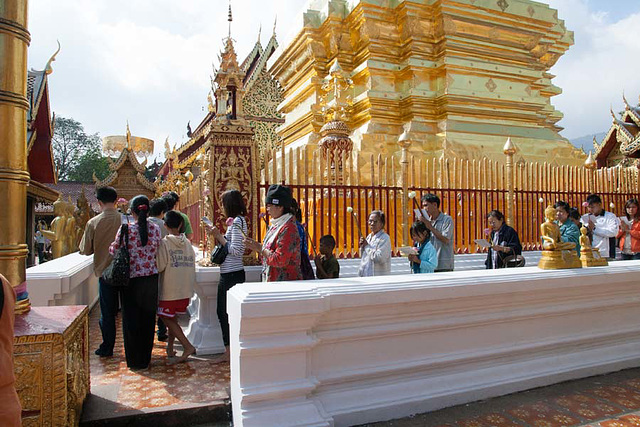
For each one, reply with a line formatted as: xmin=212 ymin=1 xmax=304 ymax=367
xmin=94 ymin=126 xmax=156 ymax=194
xmin=595 ymin=95 xmax=640 ymax=167
xmin=161 ymin=26 xmax=279 ymax=176
xmin=26 ymin=43 xmax=61 ymax=201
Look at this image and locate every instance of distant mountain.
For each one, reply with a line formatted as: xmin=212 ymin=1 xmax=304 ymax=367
xmin=569 ymin=132 xmax=607 ymax=153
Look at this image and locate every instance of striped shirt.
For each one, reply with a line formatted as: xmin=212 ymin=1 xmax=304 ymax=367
xmin=220 ymin=216 xmax=247 ymax=274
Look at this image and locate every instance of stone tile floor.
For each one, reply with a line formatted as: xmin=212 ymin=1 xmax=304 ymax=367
xmin=361 ymin=368 xmax=640 ymax=427
xmin=80 ymin=305 xmax=640 ymax=427
xmin=80 ymin=305 xmax=231 ymax=426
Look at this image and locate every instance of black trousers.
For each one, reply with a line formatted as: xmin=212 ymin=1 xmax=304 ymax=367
xmin=98 ymin=276 xmax=120 ymax=354
xmin=217 ymin=269 xmax=245 ymax=346
xmin=121 ymin=274 xmax=159 ymax=369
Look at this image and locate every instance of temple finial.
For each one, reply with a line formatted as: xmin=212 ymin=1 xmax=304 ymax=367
xmin=257 ymin=23 xmax=262 ymax=43
xmin=623 ymin=91 xmax=630 ymax=110
xmin=273 ymin=15 xmax=277 ymax=36
xmin=126 ymin=121 xmax=132 ymax=150
xmin=45 ymin=40 xmax=61 ymax=75
xmin=228 ymin=0 xmax=233 ymax=38
xmin=610 ymin=105 xmax=617 ymax=120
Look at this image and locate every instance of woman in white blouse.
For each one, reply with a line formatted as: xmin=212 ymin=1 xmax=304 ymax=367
xmin=358 ymin=210 xmax=392 ymax=277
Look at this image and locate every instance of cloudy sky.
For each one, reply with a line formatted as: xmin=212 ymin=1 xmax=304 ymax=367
xmin=27 ymin=0 xmax=640 ymax=161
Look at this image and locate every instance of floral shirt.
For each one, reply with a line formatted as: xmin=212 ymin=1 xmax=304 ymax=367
xmin=109 ymin=222 xmax=162 ymax=278
xmin=263 ymin=217 xmax=302 ymax=282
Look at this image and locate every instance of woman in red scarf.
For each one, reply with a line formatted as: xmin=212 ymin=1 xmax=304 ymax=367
xmin=245 ymin=185 xmax=302 ymax=282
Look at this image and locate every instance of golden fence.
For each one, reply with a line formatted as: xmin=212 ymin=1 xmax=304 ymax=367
xmin=257 ymin=146 xmax=640 ymax=257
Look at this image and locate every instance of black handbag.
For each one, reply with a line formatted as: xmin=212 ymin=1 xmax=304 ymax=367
xmin=210 ymin=243 xmax=228 ymax=265
xmin=210 ymin=217 xmax=246 ymax=265
xmin=102 ymin=224 xmax=130 ymax=287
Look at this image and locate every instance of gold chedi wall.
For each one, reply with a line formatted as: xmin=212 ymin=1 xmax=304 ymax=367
xmin=0 ymin=0 xmax=30 ymax=311
xmin=271 ymin=0 xmax=586 ymax=180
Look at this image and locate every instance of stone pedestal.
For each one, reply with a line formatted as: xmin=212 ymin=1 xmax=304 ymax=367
xmin=186 ymin=266 xmax=263 ymax=355
xmin=537 ymin=250 xmax=582 ymax=270
xmin=580 ymin=249 xmax=609 ymax=267
xmin=185 ymin=269 xmax=226 ymax=356
xmin=14 ymin=305 xmax=89 ymax=426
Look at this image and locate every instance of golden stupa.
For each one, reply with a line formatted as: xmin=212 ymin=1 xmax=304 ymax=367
xmin=270 ymin=0 xmax=585 ymax=175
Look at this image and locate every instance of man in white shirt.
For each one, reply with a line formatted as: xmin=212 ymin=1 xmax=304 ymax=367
xmin=581 ymin=194 xmax=619 ymax=259
xmin=358 ymin=210 xmax=392 ymax=276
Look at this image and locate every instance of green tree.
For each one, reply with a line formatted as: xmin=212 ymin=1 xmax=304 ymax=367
xmin=52 ymin=116 xmax=101 ymax=180
xmin=67 ymin=145 xmax=110 ymax=182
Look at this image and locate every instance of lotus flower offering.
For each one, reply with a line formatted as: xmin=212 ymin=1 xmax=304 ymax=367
xmin=259 ymin=212 xmax=268 ymax=225
xmin=397 ymin=246 xmax=418 ymax=257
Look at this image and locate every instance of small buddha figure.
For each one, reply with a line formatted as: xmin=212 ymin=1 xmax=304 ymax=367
xmin=580 ymin=225 xmax=608 ymax=267
xmin=538 ymin=205 xmax=581 ymax=269
xmin=41 ymin=196 xmax=67 ymax=258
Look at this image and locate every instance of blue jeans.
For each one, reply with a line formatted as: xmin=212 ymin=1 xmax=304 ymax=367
xmin=98 ymin=276 xmax=120 ymax=353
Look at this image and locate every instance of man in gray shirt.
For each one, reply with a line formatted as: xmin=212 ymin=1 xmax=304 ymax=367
xmin=419 ymin=193 xmax=454 ymax=271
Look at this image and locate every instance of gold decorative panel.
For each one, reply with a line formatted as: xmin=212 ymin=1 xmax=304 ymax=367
xmin=14 ymin=306 xmax=89 ymax=426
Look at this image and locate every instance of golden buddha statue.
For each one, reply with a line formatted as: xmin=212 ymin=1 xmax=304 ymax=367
xmin=579 ymin=225 xmax=608 ymax=267
xmin=64 ymin=199 xmax=78 ymax=255
xmin=41 ymin=196 xmax=67 ymax=259
xmin=538 ymin=205 xmax=582 ymax=269
xmin=74 ymin=190 xmax=93 ymax=248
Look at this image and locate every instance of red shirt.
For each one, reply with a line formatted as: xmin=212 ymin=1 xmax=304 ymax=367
xmin=263 ymin=217 xmax=302 ymax=282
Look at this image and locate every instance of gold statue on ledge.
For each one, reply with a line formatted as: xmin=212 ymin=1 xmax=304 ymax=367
xmin=41 ymin=196 xmax=67 ymax=259
xmin=579 ymin=226 xmax=608 ymax=267
xmin=538 ymin=205 xmax=582 ymax=269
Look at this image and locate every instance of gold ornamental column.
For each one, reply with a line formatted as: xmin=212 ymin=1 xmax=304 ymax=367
xmin=585 ymin=151 xmax=596 ymax=193
xmin=398 ymin=130 xmax=412 ymax=246
xmin=503 ymin=138 xmax=516 ymax=227
xmin=0 ymin=0 xmax=31 ymax=312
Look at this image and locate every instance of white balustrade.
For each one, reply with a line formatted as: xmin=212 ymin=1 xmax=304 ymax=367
xmin=228 ymin=261 xmax=640 ymax=427
xmin=27 ymin=252 xmax=97 ymax=307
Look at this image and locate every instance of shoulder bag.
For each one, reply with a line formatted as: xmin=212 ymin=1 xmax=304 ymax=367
xmin=102 ymin=224 xmax=130 ymax=287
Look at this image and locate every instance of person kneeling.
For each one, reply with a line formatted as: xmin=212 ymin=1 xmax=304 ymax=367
xmin=408 ymin=221 xmax=438 ymax=274
xmin=156 ymin=211 xmax=196 ymax=364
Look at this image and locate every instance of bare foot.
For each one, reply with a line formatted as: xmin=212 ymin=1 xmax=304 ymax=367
xmin=169 ymin=346 xmax=196 ymax=365
xmin=166 ymin=347 xmax=177 ymax=357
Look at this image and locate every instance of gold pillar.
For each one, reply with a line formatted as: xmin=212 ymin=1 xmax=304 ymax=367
xmin=0 ymin=0 xmax=31 ymax=312
xmin=585 ymin=151 xmax=596 ymax=193
xmin=503 ymin=138 xmax=516 ymax=227
xmin=398 ymin=130 xmax=412 ymax=246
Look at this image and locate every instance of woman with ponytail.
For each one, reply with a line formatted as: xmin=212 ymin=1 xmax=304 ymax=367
xmin=109 ymin=195 xmax=162 ymax=369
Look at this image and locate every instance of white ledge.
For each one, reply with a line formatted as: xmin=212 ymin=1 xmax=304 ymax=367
xmin=229 ymin=261 xmax=640 ymax=426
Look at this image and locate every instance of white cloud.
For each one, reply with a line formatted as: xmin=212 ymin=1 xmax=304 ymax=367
xmin=27 ymin=0 xmax=301 ymax=163
xmin=547 ymin=0 xmax=640 ymax=139
xmin=27 ymin=0 xmax=637 ymax=162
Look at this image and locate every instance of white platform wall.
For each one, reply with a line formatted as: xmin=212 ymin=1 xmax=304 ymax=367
xmin=27 ymin=252 xmax=98 ymax=307
xmin=228 ymin=261 xmax=640 ymax=427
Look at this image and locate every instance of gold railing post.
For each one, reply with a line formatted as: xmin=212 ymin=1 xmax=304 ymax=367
xmin=584 ymin=151 xmax=596 ymax=193
xmin=398 ymin=129 xmax=412 ymax=246
xmin=0 ymin=0 xmax=31 ymax=313
xmin=503 ymin=138 xmax=516 ymax=227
